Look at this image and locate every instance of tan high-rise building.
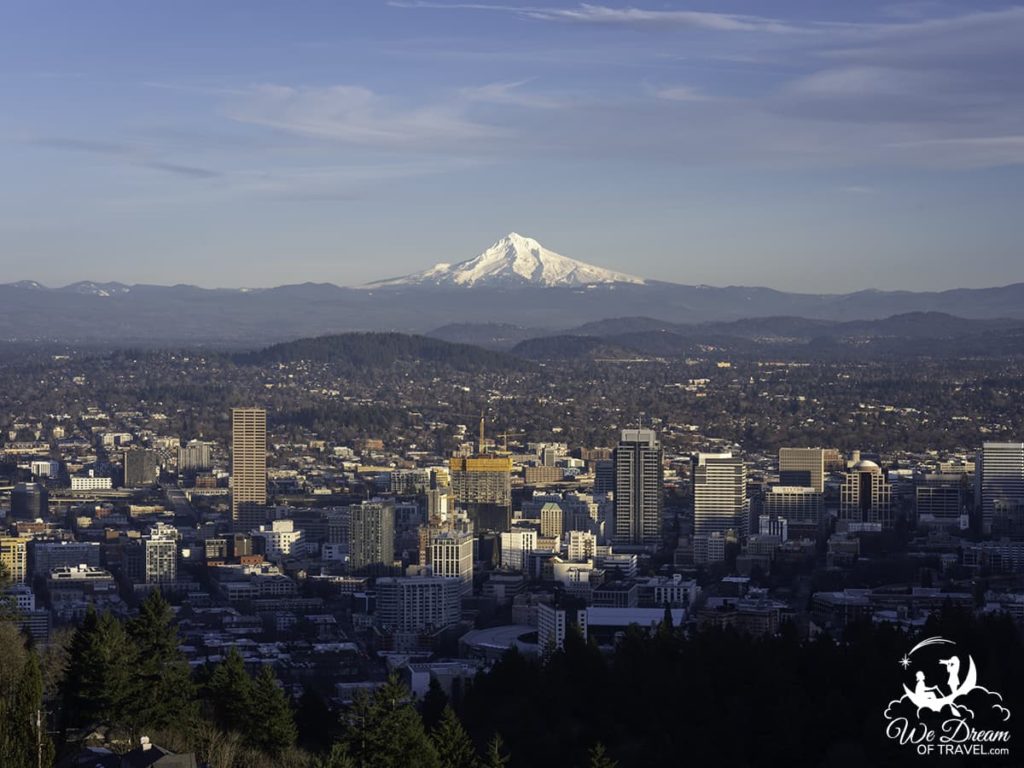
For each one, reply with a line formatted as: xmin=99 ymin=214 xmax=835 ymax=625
xmin=778 ymin=448 xmax=826 ymax=493
xmin=540 ymin=503 xmax=565 ymax=539
xmin=0 ymin=536 xmax=31 ymax=583
xmin=231 ymin=407 xmax=267 ymax=531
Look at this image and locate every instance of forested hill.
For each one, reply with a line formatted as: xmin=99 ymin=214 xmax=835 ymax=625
xmin=236 ymin=332 xmax=525 ymax=371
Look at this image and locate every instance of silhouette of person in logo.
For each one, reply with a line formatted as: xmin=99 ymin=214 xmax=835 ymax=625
xmin=913 ymin=671 xmax=942 ymax=704
xmin=940 ymin=657 xmax=961 ymax=697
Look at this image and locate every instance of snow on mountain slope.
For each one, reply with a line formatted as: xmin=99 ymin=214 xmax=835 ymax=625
xmin=368 ymin=233 xmax=646 ymax=288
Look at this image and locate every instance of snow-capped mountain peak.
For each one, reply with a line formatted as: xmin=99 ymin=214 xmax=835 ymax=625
xmin=368 ymin=233 xmax=646 ymax=288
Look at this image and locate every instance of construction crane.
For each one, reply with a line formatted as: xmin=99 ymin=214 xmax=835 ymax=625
xmin=496 ymin=430 xmax=527 ymax=452
xmin=446 ymin=410 xmax=520 ymax=455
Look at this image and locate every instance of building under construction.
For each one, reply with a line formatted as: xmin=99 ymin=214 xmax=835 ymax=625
xmin=448 ymin=417 xmax=513 ymax=532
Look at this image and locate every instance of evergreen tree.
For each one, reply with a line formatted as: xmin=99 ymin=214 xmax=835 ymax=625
xmin=296 ymin=688 xmax=335 ymax=753
xmin=482 ymin=734 xmax=509 ymax=768
xmin=589 ymin=742 xmax=618 ymax=768
xmin=61 ymin=608 xmax=134 ymax=732
xmin=1 ymin=644 xmax=53 ymax=768
xmin=431 ymin=706 xmax=478 ymax=768
xmin=126 ymin=590 xmax=198 ymax=733
xmin=0 ymin=622 xmax=28 ymax=700
xmin=248 ymin=665 xmax=297 ymax=756
xmin=207 ymin=647 xmax=254 ymax=733
xmin=13 ymin=653 xmax=54 ymax=768
xmin=420 ymin=677 xmax=449 ymax=732
xmin=342 ymin=675 xmax=440 ymax=768
xmin=314 ymin=742 xmax=356 ymax=768
xmin=660 ymin=602 xmax=674 ymax=633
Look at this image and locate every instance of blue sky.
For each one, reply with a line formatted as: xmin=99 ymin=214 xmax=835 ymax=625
xmin=1 ymin=1 xmax=1022 ymax=291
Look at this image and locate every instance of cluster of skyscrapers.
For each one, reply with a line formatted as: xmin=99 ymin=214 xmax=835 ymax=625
xmin=224 ymin=406 xmax=1024 ymax=575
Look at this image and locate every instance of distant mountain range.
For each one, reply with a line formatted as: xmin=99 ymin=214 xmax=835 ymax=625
xmin=3 ymin=233 xmax=1024 ymax=344
xmin=426 ymin=312 xmax=1024 ymax=360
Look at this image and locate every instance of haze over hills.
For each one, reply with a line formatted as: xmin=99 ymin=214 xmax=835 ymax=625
xmin=3 ymin=233 xmax=1024 ymax=344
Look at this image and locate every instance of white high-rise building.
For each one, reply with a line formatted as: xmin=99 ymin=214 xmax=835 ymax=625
xmin=430 ymin=530 xmax=474 ymax=595
xmin=30 ymin=460 xmax=59 ymax=478
xmin=693 ymin=453 xmax=749 ymax=539
xmin=500 ymin=527 xmax=537 ymax=571
xmin=567 ymin=530 xmax=597 ymax=562
xmin=144 ymin=524 xmax=178 ymax=584
xmin=253 ymin=519 xmax=305 ymax=560
xmin=538 ymin=601 xmax=568 ymax=653
xmin=977 ymin=442 xmax=1024 ymax=535
xmin=375 ymin=576 xmax=462 ymax=634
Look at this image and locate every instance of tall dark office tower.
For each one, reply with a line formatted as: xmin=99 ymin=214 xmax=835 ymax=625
xmin=349 ymin=500 xmax=396 ymax=574
xmin=231 ymin=407 xmax=267 ymax=531
xmin=613 ymin=429 xmax=664 ymax=547
xmin=594 ymin=459 xmax=614 ymax=497
xmin=11 ymin=482 xmax=48 ymax=520
xmin=123 ymin=448 xmax=159 ymax=487
xmin=976 ymin=442 xmax=1024 ymax=535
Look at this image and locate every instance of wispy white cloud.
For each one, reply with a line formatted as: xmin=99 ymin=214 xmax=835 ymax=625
xmin=458 ymin=79 xmax=567 ymax=109
xmin=391 ymin=2 xmax=808 ymax=34
xmin=393 ymin=2 xmax=1024 ymax=48
xmin=651 ymin=85 xmax=708 ymax=102
xmin=226 ymin=83 xmax=504 ymax=146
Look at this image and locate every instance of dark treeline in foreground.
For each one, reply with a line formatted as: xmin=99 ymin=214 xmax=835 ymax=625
xmin=3 ymin=599 xmax=1023 ymax=767
xmin=460 ymin=610 xmax=1024 ymax=768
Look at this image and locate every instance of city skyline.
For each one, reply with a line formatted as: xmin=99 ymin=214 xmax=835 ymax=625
xmin=3 ymin=4 xmax=1024 ymax=765
xmin=2 ymin=1 xmax=1023 ymax=291
xmin=3 ymin=323 xmax=1023 ymax=766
